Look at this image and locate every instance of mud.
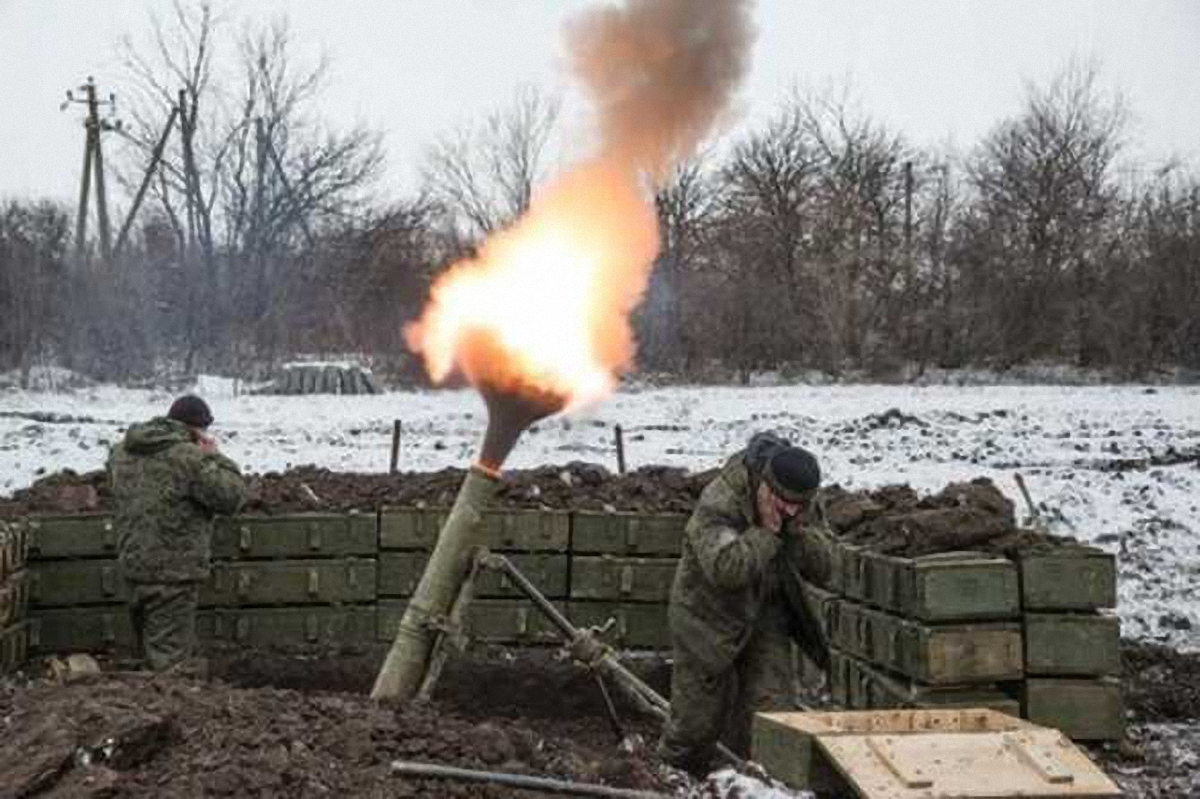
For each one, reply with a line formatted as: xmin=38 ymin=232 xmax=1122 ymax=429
xmin=0 ymin=649 xmax=672 ymax=799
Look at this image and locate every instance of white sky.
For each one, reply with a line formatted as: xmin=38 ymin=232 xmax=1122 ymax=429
xmin=1 ymin=0 xmax=1197 ymax=205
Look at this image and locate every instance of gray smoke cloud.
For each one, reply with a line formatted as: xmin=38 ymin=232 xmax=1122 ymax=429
xmin=568 ymin=0 xmax=755 ymax=180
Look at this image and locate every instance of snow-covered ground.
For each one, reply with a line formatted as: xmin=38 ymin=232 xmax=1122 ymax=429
xmin=2 ymin=381 xmax=1198 ymax=649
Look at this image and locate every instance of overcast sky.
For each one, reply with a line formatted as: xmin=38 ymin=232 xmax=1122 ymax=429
xmin=1 ymin=0 xmax=1197 ymax=206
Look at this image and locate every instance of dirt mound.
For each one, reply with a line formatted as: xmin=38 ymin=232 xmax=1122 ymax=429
xmin=1 ymin=462 xmax=715 ymax=517
xmin=815 ymin=478 xmax=1068 ymax=558
xmin=1121 ymin=639 xmax=1200 ymax=722
xmin=0 ymin=652 xmax=670 ymax=798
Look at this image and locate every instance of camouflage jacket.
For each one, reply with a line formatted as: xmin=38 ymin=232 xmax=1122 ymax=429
xmin=667 ymin=440 xmax=783 ymax=675
xmin=107 ymin=417 xmax=245 ymax=583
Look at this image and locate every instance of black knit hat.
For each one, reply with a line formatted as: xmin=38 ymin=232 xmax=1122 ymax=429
xmin=763 ymin=447 xmax=821 ymax=503
xmin=167 ymin=395 xmax=214 ymax=429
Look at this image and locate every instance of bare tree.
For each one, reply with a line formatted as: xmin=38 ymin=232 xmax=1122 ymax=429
xmin=965 ymin=62 xmax=1127 ymax=366
xmin=422 ymin=86 xmax=560 ymax=240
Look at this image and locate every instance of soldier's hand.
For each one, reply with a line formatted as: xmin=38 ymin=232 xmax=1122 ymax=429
xmin=197 ymin=434 xmax=218 ymax=455
xmin=756 ymin=481 xmax=783 ymax=534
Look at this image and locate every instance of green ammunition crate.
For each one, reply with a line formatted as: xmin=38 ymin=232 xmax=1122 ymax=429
xmin=203 ymin=558 xmax=376 ymax=606
xmin=566 ymin=601 xmax=670 ymax=649
xmin=25 ymin=514 xmax=118 ymax=559
xmin=571 ymin=512 xmax=687 ymax=556
xmin=853 ymin=549 xmax=1021 ymax=622
xmin=830 ymin=648 xmax=1020 ymax=717
xmin=378 ymin=552 xmax=568 ymax=599
xmin=212 ymin=513 xmax=377 ymax=559
xmin=0 ymin=570 xmax=30 ymax=627
xmin=1022 ymin=677 xmax=1125 ymax=741
xmin=377 ymin=599 xmax=563 ymax=645
xmin=570 ymin=556 xmax=677 ymax=602
xmin=830 ymin=600 xmax=1023 ymax=685
xmin=29 ymin=605 xmax=133 ymax=653
xmin=1023 ymin=613 xmax=1121 ymax=676
xmin=201 ymin=605 xmax=376 ymax=647
xmin=1018 ymin=547 xmax=1117 ymax=611
xmin=29 ymin=559 xmax=124 ymax=606
xmin=379 ymin=508 xmax=569 ymax=552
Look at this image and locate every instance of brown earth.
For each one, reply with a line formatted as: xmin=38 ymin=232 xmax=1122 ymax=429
xmin=0 ymin=648 xmax=672 ymax=799
xmin=1 ymin=466 xmax=1066 ymax=560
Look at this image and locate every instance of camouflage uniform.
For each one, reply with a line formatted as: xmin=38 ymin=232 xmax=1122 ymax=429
xmin=658 ymin=434 xmax=800 ymax=775
xmin=107 ymin=417 xmax=244 ymax=670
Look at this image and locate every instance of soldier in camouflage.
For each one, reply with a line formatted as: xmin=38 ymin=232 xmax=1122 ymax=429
xmin=658 ymin=432 xmax=822 ymax=776
xmin=107 ymin=395 xmax=244 ymax=671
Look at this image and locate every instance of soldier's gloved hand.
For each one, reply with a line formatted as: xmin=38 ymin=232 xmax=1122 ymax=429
xmin=197 ymin=434 xmax=218 ymax=455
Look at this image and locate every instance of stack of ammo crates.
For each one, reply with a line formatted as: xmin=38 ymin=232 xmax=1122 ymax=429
xmin=822 ymin=542 xmax=1122 ymax=741
xmin=24 ymin=513 xmax=378 ymax=652
xmin=0 ymin=519 xmax=31 ymax=673
xmin=567 ymin=511 xmax=686 ymax=648
xmin=376 ymin=506 xmax=572 ymax=645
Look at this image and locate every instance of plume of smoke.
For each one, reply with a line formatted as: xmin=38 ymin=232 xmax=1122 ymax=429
xmin=568 ymin=0 xmax=755 ymax=181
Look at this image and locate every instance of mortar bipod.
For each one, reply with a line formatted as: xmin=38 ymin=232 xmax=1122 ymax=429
xmin=476 ymin=551 xmax=747 ymax=770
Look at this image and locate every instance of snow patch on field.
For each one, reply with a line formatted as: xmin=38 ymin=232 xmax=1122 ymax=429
xmin=2 ymin=382 xmax=1198 ymax=649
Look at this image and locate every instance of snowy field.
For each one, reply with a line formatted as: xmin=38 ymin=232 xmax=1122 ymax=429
xmin=2 ymin=379 xmax=1198 ymax=649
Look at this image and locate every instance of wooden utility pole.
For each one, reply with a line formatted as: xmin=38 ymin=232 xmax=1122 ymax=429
xmin=114 ymin=105 xmax=180 ymax=257
xmin=904 ymin=160 xmax=914 ymax=255
xmin=64 ymin=77 xmax=119 ymax=263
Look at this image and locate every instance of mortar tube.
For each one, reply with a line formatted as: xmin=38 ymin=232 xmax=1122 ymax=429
xmin=371 ymin=465 xmax=499 ymax=700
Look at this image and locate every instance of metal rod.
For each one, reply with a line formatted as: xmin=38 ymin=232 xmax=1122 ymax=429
xmin=614 ymin=424 xmax=626 ymax=474
xmin=1013 ymin=473 xmax=1043 ymax=529
xmin=389 ymin=419 xmax=402 ymax=474
xmin=390 ymin=761 xmax=669 ymax=799
xmin=593 ymin=672 xmax=627 ymax=743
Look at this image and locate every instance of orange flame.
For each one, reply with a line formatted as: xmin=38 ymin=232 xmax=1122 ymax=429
xmin=406 ymin=0 xmax=752 ymax=413
xmin=405 ymin=160 xmax=658 ymax=410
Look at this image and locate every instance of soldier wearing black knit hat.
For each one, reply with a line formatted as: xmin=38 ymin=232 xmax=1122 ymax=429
xmin=658 ymin=432 xmax=824 ymax=777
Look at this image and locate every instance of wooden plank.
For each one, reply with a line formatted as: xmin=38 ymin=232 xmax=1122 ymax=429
xmin=203 ymin=558 xmax=376 ymax=606
xmin=750 ymin=712 xmax=844 ymax=794
xmin=202 ymin=605 xmax=376 ymax=648
xmin=569 ymin=556 xmax=677 ymax=602
xmin=379 ymin=508 xmax=569 ymax=552
xmin=25 ymin=514 xmax=118 ymax=559
xmin=377 ymin=599 xmax=563 ymax=645
xmin=566 ymin=601 xmax=669 ymax=649
xmin=1022 ymin=678 xmax=1125 ymax=741
xmin=212 ymin=513 xmax=377 ymax=559
xmin=378 ymin=552 xmax=568 ymax=599
xmin=831 ymin=601 xmax=1023 ymax=684
xmin=1023 ymin=613 xmax=1120 ymax=676
xmin=1018 ymin=548 xmax=1117 ymax=611
xmin=571 ymin=512 xmax=687 ymax=555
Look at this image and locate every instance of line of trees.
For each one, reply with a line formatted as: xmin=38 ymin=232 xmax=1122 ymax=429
xmin=2 ymin=3 xmax=1197 ymax=386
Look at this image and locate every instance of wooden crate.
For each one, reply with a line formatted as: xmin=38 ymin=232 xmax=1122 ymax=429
xmin=212 ymin=513 xmax=377 ymax=559
xmin=379 ymin=508 xmax=569 ymax=552
xmin=571 ymin=512 xmax=687 ymax=556
xmin=570 ymin=556 xmax=677 ymax=602
xmin=1022 ymin=677 xmax=1125 ymax=741
xmin=1018 ymin=547 xmax=1117 ymax=611
xmin=378 ymin=552 xmax=568 ymax=599
xmin=1023 ymin=613 xmax=1120 ymax=676
xmin=831 ymin=600 xmax=1023 ymax=685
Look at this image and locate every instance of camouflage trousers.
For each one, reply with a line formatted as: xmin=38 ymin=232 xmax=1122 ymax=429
xmin=126 ymin=581 xmax=200 ymax=671
xmin=658 ymin=604 xmax=796 ymax=776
